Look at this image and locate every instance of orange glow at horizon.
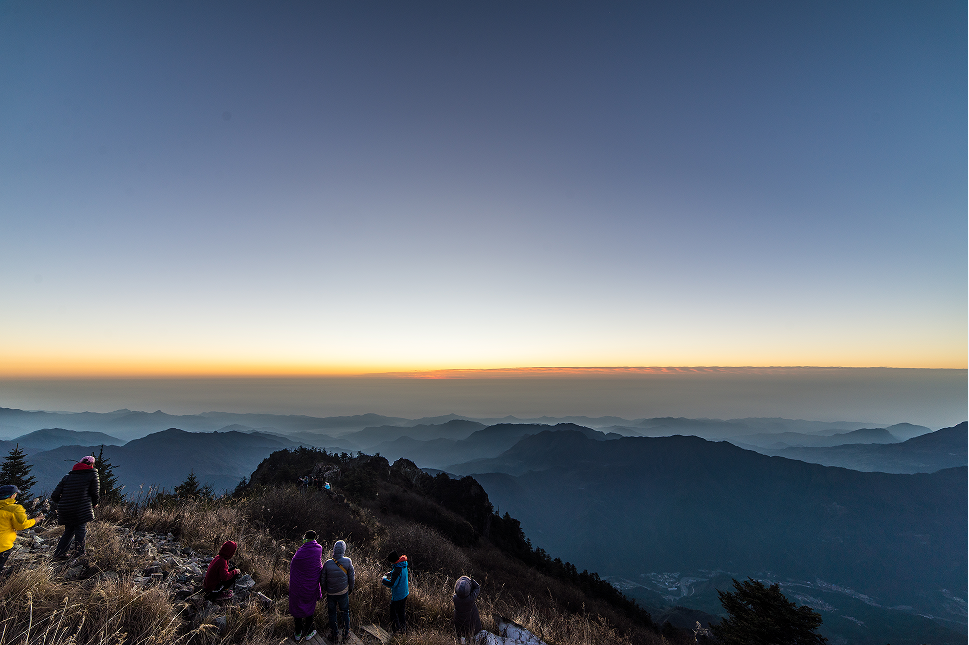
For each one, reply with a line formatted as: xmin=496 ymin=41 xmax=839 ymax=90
xmin=1 ymin=357 xmax=966 ymax=380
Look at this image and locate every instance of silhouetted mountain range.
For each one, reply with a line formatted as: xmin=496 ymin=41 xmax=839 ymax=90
xmin=8 ymin=405 xmax=935 ymax=444
xmin=366 ymin=423 xmax=618 ymax=470
xmin=772 ymin=422 xmax=967 ymax=473
xmin=344 ymin=419 xmax=486 ymax=448
xmin=0 ymin=427 xmax=124 ymax=453
xmin=731 ymin=426 xmax=900 ymax=450
xmin=21 ymin=428 xmax=299 ymax=494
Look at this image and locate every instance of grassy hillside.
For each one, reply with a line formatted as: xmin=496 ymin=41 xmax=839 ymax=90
xmin=0 ymin=448 xmax=674 ymax=645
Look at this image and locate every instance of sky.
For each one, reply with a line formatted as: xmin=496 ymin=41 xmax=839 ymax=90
xmin=1 ymin=1 xmax=966 ymax=382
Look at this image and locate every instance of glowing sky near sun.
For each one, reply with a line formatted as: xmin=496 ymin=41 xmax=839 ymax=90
xmin=0 ymin=1 xmax=965 ymax=377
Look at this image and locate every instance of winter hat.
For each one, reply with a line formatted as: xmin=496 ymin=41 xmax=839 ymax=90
xmin=80 ymin=456 xmax=96 ymax=465
xmin=0 ymin=484 xmax=20 ymax=499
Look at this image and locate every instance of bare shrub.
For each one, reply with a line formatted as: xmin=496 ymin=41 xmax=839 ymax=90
xmin=85 ymin=520 xmax=134 ymax=573
xmin=376 ymin=488 xmax=478 ymax=547
xmin=244 ymin=486 xmax=371 ymax=543
xmin=376 ymin=519 xmax=471 ymax=577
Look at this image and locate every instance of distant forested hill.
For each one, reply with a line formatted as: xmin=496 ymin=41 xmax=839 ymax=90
xmin=460 ymin=429 xmax=966 ymax=616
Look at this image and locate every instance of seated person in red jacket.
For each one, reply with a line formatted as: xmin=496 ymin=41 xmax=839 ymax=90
xmin=203 ymin=540 xmax=241 ymax=600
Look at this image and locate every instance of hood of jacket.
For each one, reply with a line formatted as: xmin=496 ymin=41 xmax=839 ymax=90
xmin=218 ymin=540 xmax=237 ymax=559
xmin=333 ymin=540 xmax=346 ymax=559
xmin=455 ymin=576 xmax=472 ymax=598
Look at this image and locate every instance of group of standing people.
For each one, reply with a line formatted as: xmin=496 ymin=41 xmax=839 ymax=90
xmin=0 ymin=455 xmax=100 ymax=575
xmin=298 ymin=475 xmax=331 ymax=493
xmin=287 ymin=531 xmax=482 ymax=644
xmin=288 ymin=531 xmax=360 ymax=643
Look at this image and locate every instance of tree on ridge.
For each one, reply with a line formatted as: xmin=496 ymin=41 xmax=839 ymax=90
xmin=0 ymin=444 xmax=36 ymax=500
xmin=95 ymin=445 xmax=124 ymax=503
xmin=712 ymin=577 xmax=828 ymax=645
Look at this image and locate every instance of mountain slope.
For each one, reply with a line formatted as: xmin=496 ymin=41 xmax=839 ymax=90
xmin=461 ymin=430 xmax=966 ymax=615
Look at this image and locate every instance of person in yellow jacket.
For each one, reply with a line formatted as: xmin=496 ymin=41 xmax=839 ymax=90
xmin=0 ymin=484 xmax=44 ymax=574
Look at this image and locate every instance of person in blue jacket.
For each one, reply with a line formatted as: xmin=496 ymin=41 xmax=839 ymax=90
xmin=381 ymin=551 xmax=408 ymax=631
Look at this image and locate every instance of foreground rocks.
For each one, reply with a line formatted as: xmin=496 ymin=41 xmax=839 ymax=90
xmin=7 ymin=523 xmax=274 ymax=632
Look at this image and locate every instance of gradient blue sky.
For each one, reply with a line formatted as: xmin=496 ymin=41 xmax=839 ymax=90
xmin=1 ymin=1 xmax=965 ymax=375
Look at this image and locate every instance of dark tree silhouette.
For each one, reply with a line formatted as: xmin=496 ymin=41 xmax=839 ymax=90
xmin=95 ymin=445 xmax=123 ymax=503
xmin=0 ymin=444 xmax=36 ymax=500
xmin=713 ymin=578 xmax=828 ymax=645
xmin=173 ymin=471 xmax=212 ymax=500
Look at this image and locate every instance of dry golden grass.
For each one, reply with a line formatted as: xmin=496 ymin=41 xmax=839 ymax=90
xmin=0 ymin=566 xmax=182 ymax=645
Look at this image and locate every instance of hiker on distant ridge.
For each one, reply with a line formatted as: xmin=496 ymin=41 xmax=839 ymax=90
xmin=321 ymin=539 xmax=355 ymax=642
xmin=453 ymin=575 xmax=483 ymax=641
xmin=50 ymin=455 xmax=99 ymax=560
xmin=0 ymin=485 xmax=43 ymax=574
xmin=381 ymin=550 xmax=409 ymax=632
xmin=203 ymin=540 xmax=241 ymax=601
xmin=289 ymin=530 xmax=323 ymax=642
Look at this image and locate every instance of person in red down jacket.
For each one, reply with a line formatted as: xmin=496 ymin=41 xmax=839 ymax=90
xmin=204 ymin=540 xmax=241 ymax=600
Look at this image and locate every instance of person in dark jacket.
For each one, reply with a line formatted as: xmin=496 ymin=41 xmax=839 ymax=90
xmin=453 ymin=575 xmax=483 ymax=640
xmin=203 ymin=540 xmax=241 ymax=600
xmin=381 ymin=551 xmax=409 ymax=632
xmin=321 ymin=539 xmax=355 ymax=642
xmin=289 ymin=530 xmax=323 ymax=642
xmin=50 ymin=456 xmax=100 ymax=559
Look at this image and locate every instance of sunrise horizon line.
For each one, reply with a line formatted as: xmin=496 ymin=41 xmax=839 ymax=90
xmin=1 ymin=364 xmax=965 ymax=380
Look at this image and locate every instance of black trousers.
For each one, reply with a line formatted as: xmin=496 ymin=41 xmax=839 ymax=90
xmin=389 ymin=597 xmax=407 ymax=631
xmin=0 ymin=548 xmax=12 ymax=573
xmin=53 ymin=523 xmax=87 ymax=557
xmin=204 ymin=571 xmax=240 ymax=600
xmin=294 ymin=614 xmax=315 ymax=635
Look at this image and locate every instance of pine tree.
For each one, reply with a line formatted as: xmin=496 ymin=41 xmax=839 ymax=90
xmin=712 ymin=578 xmax=828 ymax=645
xmin=174 ymin=471 xmax=202 ymax=499
xmin=0 ymin=444 xmax=36 ymax=500
xmin=95 ymin=445 xmax=123 ymax=503
xmin=232 ymin=477 xmax=249 ymax=497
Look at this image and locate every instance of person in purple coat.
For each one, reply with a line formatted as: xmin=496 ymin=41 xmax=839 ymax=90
xmin=289 ymin=530 xmax=323 ymax=642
